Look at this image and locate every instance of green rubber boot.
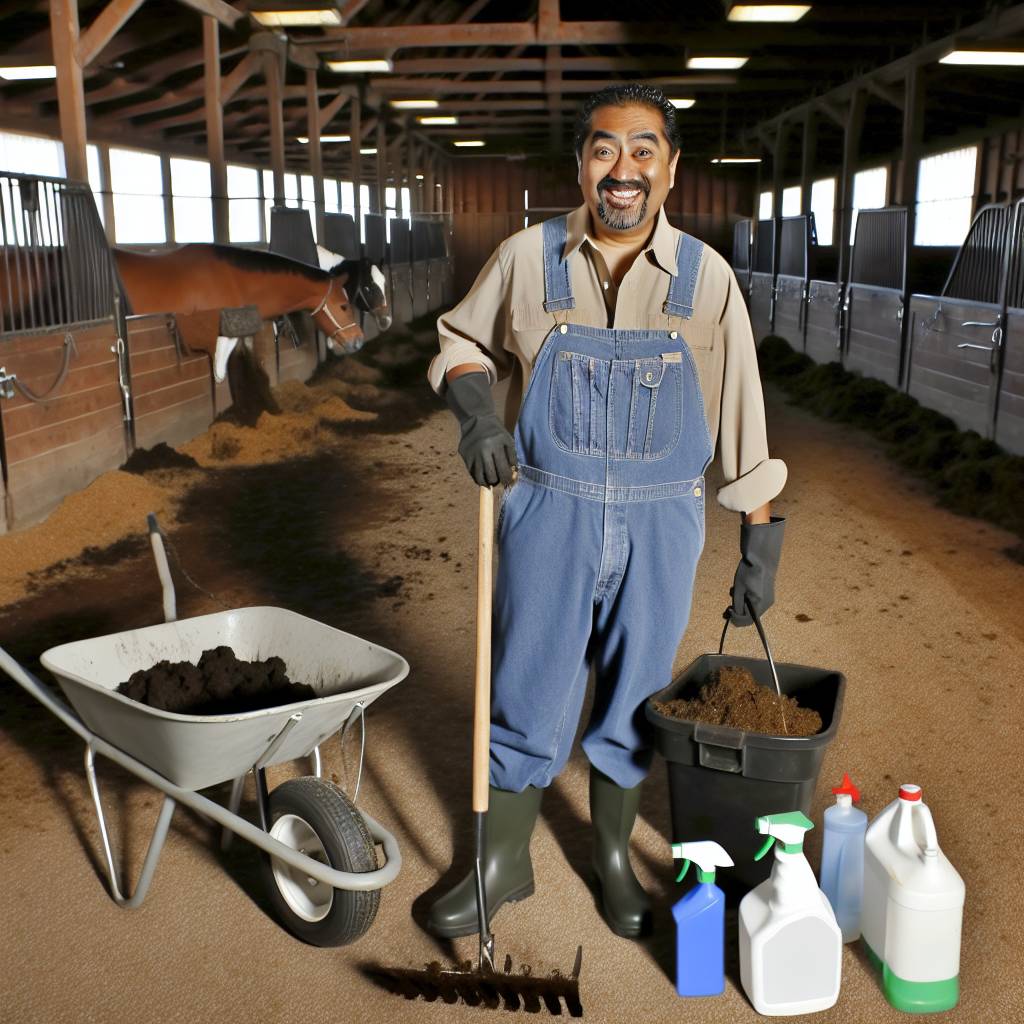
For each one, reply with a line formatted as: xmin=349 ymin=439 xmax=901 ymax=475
xmin=590 ymin=767 xmax=652 ymax=938
xmin=426 ymin=785 xmax=543 ymax=938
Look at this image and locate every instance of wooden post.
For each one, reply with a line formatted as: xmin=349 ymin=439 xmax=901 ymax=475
xmin=394 ymin=118 xmax=407 ymax=216
xmin=203 ymin=16 xmax=229 ymax=242
xmin=305 ymin=68 xmax=325 ymax=239
xmin=836 ymin=89 xmax=867 ymax=283
xmin=98 ymin=143 xmax=116 ymax=242
xmin=771 ymin=119 xmax=790 ymax=220
xmin=264 ymin=51 xmax=285 ymax=203
xmin=800 ymin=107 xmax=817 ymax=216
xmin=160 ymin=152 xmax=174 ymax=242
xmin=898 ymin=66 xmax=925 ymax=247
xmin=351 ymin=90 xmax=362 ymax=240
xmin=376 ymin=116 xmax=386 ymax=214
xmin=49 ymin=0 xmax=89 ymax=182
xmin=407 ymin=133 xmax=419 ymax=213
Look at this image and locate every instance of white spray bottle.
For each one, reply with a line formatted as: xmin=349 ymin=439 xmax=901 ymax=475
xmin=738 ymin=811 xmax=842 ymax=1016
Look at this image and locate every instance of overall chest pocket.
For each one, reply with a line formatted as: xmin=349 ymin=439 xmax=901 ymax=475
xmin=548 ymin=351 xmax=683 ymax=460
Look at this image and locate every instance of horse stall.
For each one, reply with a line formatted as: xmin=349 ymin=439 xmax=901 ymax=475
xmin=0 ymin=173 xmax=127 ymax=531
xmin=748 ymin=217 xmax=776 ymax=343
xmin=996 ymin=199 xmax=1024 ymax=455
xmin=770 ymin=215 xmax=815 ymax=353
xmin=411 ymin=218 xmax=431 ymax=320
xmin=904 ymin=203 xmax=1013 ymax=443
xmin=428 ymin=219 xmax=453 ymax=310
xmin=269 ymin=205 xmax=327 ymax=367
xmin=731 ymin=217 xmax=752 ymax=301
xmin=841 ymin=207 xmax=909 ymax=388
xmin=804 ymin=241 xmax=843 ymax=366
xmin=387 ymin=219 xmax=414 ymax=328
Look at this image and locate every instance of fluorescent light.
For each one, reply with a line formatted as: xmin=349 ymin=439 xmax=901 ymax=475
xmin=390 ymin=99 xmax=439 ymax=110
xmin=0 ymin=65 xmax=58 ymax=80
xmin=453 ymin=140 xmax=485 ymax=148
xmin=296 ymin=134 xmax=351 ymax=143
xmin=415 ymin=174 xmax=424 ymax=180
xmin=711 ymin=156 xmax=763 ymax=164
xmin=326 ymin=58 xmax=393 ymax=73
xmin=939 ymin=48 xmax=1024 ymax=66
xmin=252 ymin=9 xmax=342 ymax=26
xmin=686 ymin=56 xmax=749 ymax=70
xmin=668 ymin=98 xmax=697 ymax=109
xmin=360 ymin=147 xmax=377 ymax=155
xmin=727 ymin=4 xmax=811 ymax=22
xmin=418 ymin=115 xmax=458 ymax=125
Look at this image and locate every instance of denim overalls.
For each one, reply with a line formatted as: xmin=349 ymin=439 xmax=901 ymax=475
xmin=490 ymin=214 xmax=715 ymax=792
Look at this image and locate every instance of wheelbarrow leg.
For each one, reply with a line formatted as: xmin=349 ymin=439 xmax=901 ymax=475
xmin=84 ymin=744 xmax=176 ymax=908
xmin=221 ymin=775 xmax=247 ymax=852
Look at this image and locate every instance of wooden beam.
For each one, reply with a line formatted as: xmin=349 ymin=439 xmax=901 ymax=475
xmin=341 ymin=0 xmax=371 ymax=20
xmin=204 ymin=16 xmax=229 ymax=243
xmin=50 ymin=0 xmax=89 ymax=183
xmin=866 ymin=77 xmax=904 ymax=111
xmin=77 ymin=0 xmax=146 ymax=68
xmin=351 ymin=87 xmax=362 ymax=230
xmin=319 ymin=88 xmax=355 ymax=128
xmin=815 ymin=98 xmax=846 ymax=127
xmin=264 ymin=51 xmax=285 ymax=203
xmin=366 ymin=75 xmax=737 ymax=95
xmin=306 ymin=68 xmax=325 ymax=239
xmin=771 ymin=120 xmax=791 ymax=218
xmin=173 ymin=0 xmax=246 ymax=30
xmin=836 ymin=89 xmax=866 ymax=283
xmin=898 ymin=65 xmax=925 ymax=264
xmin=376 ymin=115 xmax=386 ymax=213
xmin=221 ymin=52 xmax=260 ymax=104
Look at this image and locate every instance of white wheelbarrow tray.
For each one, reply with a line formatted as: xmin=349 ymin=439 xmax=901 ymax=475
xmin=0 ymin=605 xmax=408 ymax=920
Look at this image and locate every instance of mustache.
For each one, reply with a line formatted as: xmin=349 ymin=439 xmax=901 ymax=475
xmin=598 ymin=176 xmax=650 ymax=194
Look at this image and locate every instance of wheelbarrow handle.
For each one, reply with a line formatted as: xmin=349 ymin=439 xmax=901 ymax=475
xmin=718 ymin=597 xmax=783 ymax=698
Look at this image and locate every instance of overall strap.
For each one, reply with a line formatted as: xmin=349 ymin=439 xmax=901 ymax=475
xmin=663 ymin=231 xmax=705 ymax=319
xmin=542 ymin=215 xmax=576 ymax=313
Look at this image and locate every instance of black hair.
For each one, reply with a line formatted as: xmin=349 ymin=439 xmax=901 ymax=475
xmin=573 ymin=84 xmax=681 ymax=162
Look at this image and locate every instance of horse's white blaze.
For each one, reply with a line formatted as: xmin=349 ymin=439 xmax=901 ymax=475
xmin=316 ymin=244 xmax=344 ymax=272
xmin=214 ymin=336 xmax=239 ymax=382
xmin=370 ymin=263 xmax=386 ymax=298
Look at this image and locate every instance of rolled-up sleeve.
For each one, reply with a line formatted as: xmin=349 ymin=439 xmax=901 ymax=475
xmin=714 ymin=266 xmax=788 ymax=513
xmin=427 ymin=243 xmax=514 ymax=396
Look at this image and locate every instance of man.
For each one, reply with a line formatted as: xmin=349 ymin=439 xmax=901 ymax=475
xmin=426 ymin=84 xmax=787 ymax=939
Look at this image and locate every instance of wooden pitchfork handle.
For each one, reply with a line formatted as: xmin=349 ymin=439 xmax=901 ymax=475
xmin=472 ymin=484 xmax=496 ymax=971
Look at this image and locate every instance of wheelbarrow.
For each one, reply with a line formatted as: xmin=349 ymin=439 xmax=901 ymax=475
xmin=0 ymin=521 xmax=409 ymax=947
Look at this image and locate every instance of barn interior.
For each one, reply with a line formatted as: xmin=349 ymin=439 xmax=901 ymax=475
xmin=1 ymin=2 xmax=1023 ymax=1023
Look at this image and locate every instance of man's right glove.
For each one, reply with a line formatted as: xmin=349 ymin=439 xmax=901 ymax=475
xmin=444 ymin=371 xmax=517 ymax=487
xmin=726 ymin=516 xmax=786 ymax=627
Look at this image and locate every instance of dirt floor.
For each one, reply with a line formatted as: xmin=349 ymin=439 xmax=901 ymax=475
xmin=1 ymin=320 xmax=1022 ymax=1024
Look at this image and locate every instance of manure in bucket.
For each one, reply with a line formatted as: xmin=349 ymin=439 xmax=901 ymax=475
xmin=652 ymin=665 xmax=822 ymax=737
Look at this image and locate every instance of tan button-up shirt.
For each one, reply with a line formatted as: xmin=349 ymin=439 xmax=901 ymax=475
xmin=428 ymin=203 xmax=786 ymax=513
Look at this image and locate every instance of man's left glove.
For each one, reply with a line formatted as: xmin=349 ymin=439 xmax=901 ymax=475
xmin=726 ymin=515 xmax=786 ymax=627
xmin=444 ymin=370 xmax=518 ymax=487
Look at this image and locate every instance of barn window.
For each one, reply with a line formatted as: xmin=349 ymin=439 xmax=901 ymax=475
xmin=324 ymin=179 xmax=340 ymax=214
xmin=782 ymin=185 xmax=801 ymax=217
xmin=914 ymin=145 xmax=978 ymax=246
xmin=758 ymin=190 xmax=772 ymax=219
xmin=850 ymin=165 xmax=887 ymax=243
xmin=300 ymin=174 xmax=317 ymax=239
xmin=227 ymin=165 xmax=261 ymax=242
xmin=0 ymin=130 xmax=65 ymax=178
xmin=811 ymin=177 xmax=835 ymax=245
xmin=109 ymin=147 xmax=166 ymax=244
xmin=170 ymin=157 xmax=213 ymax=243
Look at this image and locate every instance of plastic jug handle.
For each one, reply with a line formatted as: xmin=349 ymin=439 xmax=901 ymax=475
xmin=913 ymin=802 xmax=940 ymax=858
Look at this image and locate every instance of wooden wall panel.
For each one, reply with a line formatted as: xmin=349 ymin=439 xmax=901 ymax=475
xmin=0 ymin=321 xmax=127 ymax=529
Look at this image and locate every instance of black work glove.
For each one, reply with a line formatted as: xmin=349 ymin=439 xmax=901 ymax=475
xmin=726 ymin=515 xmax=787 ymax=627
xmin=444 ymin=371 xmax=517 ymax=487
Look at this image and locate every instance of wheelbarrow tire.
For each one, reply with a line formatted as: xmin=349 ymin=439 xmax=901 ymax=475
xmin=260 ymin=777 xmax=380 ymax=947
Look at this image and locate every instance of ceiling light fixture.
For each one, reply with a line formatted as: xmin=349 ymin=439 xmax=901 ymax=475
xmin=296 ymin=134 xmax=351 ymax=143
xmin=250 ymin=0 xmax=343 ymax=27
xmin=726 ymin=3 xmax=811 ymax=22
xmin=453 ymin=140 xmax=485 ymax=148
xmin=390 ymin=98 xmax=439 ymax=110
xmin=668 ymin=98 xmax=697 ymax=109
xmin=326 ymin=58 xmax=393 ymax=73
xmin=939 ymin=48 xmax=1024 ymax=66
xmin=418 ymin=115 xmax=458 ymax=125
xmin=415 ymin=174 xmax=424 ymax=180
xmin=711 ymin=156 xmax=762 ymax=164
xmin=360 ymin=147 xmax=377 ymax=155
xmin=0 ymin=65 xmax=58 ymax=80
xmin=686 ymin=56 xmax=749 ymax=70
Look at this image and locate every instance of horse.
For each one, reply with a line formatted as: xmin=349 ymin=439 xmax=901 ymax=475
xmin=315 ymin=245 xmax=392 ymax=336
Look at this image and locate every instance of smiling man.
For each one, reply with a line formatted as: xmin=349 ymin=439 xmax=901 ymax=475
xmin=426 ymin=84 xmax=787 ymax=939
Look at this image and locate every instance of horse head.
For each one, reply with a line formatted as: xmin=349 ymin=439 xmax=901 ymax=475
xmin=319 ymin=252 xmax=392 ymax=334
xmin=310 ymin=271 xmax=364 ymax=354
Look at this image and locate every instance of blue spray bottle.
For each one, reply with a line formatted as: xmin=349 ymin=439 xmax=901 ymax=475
xmin=671 ymin=840 xmax=734 ymax=997
xmin=819 ymin=772 xmax=868 ymax=942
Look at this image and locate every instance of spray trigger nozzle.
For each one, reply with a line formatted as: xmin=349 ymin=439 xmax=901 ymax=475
xmin=753 ymin=811 xmax=814 ymax=858
xmin=671 ymin=840 xmax=733 ymax=883
xmin=754 ymin=835 xmax=776 ymax=861
xmin=676 ymin=859 xmax=691 ymax=883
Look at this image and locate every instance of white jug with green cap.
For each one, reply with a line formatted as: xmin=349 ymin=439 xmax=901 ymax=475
xmin=738 ymin=810 xmax=842 ymax=1016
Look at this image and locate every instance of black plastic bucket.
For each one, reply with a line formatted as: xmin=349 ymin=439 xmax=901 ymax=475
xmin=645 ymin=615 xmax=845 ymax=903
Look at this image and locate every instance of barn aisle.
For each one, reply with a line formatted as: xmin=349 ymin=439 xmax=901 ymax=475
xmin=1 ymin=338 xmax=1021 ymax=1024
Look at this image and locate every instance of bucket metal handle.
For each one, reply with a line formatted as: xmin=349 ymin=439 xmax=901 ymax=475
xmin=719 ymin=596 xmax=783 ymax=700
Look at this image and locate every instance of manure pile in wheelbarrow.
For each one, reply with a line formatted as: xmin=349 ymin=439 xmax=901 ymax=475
xmin=117 ymin=646 xmax=317 ymax=715
xmin=653 ymin=665 xmax=822 ymax=737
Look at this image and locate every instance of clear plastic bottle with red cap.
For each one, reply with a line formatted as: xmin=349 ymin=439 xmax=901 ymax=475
xmin=819 ymin=772 xmax=868 ymax=942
